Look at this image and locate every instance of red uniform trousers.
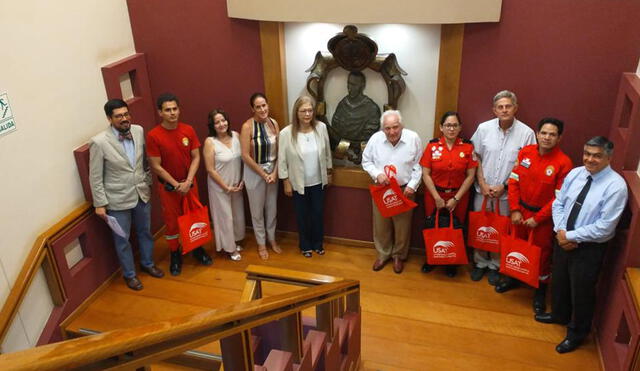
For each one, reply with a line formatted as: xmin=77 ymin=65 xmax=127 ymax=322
xmin=513 ymin=208 xmax=554 ymax=284
xmin=424 ymin=190 xmax=470 ymax=223
xmin=158 ymin=182 xmax=199 ymax=252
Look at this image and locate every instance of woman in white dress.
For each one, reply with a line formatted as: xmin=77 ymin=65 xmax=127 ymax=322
xmin=203 ymin=109 xmax=245 ymax=261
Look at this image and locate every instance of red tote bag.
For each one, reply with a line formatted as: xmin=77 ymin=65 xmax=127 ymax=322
xmin=423 ymin=210 xmax=468 ymax=265
xmin=178 ymin=192 xmax=213 ymax=254
xmin=499 ymin=229 xmax=541 ymax=288
xmin=369 ymin=165 xmax=417 ymax=218
xmin=467 ymin=197 xmax=511 ymax=253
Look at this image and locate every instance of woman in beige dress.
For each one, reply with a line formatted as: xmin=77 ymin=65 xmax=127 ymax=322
xmin=204 ymin=109 xmax=245 ymax=261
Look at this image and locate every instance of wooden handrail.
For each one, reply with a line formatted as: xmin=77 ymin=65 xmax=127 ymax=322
xmin=245 ymin=264 xmax=343 ymax=286
xmin=0 ymin=202 xmax=92 ymax=346
xmin=0 ymin=278 xmax=359 ymax=370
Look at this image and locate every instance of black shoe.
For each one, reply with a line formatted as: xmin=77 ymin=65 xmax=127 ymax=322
xmin=192 ymin=247 xmax=213 ymax=266
xmin=445 ymin=265 xmax=457 ymax=278
xmin=533 ymin=283 xmax=547 ymax=314
xmin=422 ymin=263 xmax=435 ymax=273
xmin=487 ymin=269 xmax=500 ymax=286
xmin=495 ymin=276 xmax=519 ymax=293
xmin=302 ymin=251 xmax=312 ymax=258
xmin=470 ymin=267 xmax=487 ymax=281
xmin=170 ymin=250 xmax=182 ymax=276
xmin=534 ymin=312 xmax=556 ymax=324
xmin=556 ymin=337 xmax=582 ymax=354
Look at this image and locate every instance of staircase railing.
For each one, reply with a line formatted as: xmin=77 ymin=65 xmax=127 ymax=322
xmin=0 ymin=265 xmax=361 ymax=370
xmin=0 ymin=203 xmax=92 ymax=347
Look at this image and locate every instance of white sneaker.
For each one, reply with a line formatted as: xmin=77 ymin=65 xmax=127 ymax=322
xmin=236 ymin=245 xmax=243 ymax=252
xmin=230 ymin=251 xmax=242 ymax=261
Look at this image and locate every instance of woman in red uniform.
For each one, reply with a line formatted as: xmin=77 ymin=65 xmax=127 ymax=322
xmin=421 ymin=111 xmax=478 ymax=277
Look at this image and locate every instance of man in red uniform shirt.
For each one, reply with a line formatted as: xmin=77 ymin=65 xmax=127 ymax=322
xmin=147 ymin=93 xmax=212 ymax=276
xmin=497 ymin=118 xmax=573 ymax=314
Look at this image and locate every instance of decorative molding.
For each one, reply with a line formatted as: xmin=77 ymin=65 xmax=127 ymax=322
xmin=228 ymin=0 xmax=502 ymax=24
xmin=259 ymin=21 xmax=289 ymax=126
xmin=433 ymin=24 xmax=464 ymax=138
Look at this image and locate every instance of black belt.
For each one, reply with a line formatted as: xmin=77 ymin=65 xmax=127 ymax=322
xmin=519 ymin=200 xmax=541 ymax=212
xmin=435 ymin=185 xmax=458 ymax=193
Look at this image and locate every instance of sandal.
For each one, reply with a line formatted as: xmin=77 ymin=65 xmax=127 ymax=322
xmin=270 ymin=242 xmax=282 ymax=254
xmin=314 ymin=248 xmax=325 ymax=255
xmin=258 ymin=245 xmax=269 ymax=260
xmin=229 ymin=251 xmax=242 ymax=261
xmin=236 ymin=245 xmax=243 ymax=252
xmin=302 ymin=251 xmax=312 ymax=258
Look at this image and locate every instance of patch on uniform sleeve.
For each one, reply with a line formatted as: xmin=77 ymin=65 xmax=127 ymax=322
xmin=545 ymin=165 xmax=555 ymax=176
xmin=509 ymin=172 xmax=519 ymax=181
xmin=521 ymin=158 xmax=531 ymax=168
xmin=182 ymin=137 xmax=190 ymax=146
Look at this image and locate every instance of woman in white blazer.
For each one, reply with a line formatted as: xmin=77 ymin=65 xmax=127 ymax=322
xmin=278 ymin=96 xmax=333 ymax=257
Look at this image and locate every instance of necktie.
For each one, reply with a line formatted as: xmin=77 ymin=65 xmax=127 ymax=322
xmin=118 ymin=131 xmax=133 ymax=141
xmin=566 ymin=175 xmax=592 ymax=231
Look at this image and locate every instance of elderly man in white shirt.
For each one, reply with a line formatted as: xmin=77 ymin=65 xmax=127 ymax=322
xmin=470 ymin=90 xmax=536 ymax=285
xmin=362 ymin=110 xmax=422 ymax=274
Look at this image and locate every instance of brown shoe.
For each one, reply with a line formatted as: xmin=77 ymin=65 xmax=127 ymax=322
xmin=372 ymin=258 xmax=389 ymax=271
xmin=124 ymin=276 xmax=143 ymax=291
xmin=393 ymin=257 xmax=404 ymax=274
xmin=140 ymin=265 xmax=165 ymax=278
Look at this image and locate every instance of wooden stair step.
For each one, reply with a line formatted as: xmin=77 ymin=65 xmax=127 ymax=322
xmin=262 ymin=349 xmax=293 ymax=371
xmin=303 ymin=330 xmax=327 ymax=370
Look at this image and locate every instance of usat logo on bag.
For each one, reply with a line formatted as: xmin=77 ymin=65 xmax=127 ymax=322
xmin=432 ymin=240 xmax=457 ymax=258
xmin=504 ymin=251 xmax=530 ymax=274
xmin=475 ymin=226 xmax=499 ymax=245
xmin=382 ymin=189 xmax=402 ymax=208
xmin=189 ymin=222 xmax=209 ymax=242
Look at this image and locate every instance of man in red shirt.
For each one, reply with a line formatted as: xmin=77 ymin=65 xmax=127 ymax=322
xmin=498 ymin=118 xmax=573 ymax=314
xmin=147 ymin=93 xmax=212 ymax=276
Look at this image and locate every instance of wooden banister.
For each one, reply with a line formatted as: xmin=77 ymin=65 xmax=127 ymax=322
xmin=0 ymin=278 xmax=359 ymax=370
xmin=0 ymin=202 xmax=92 ymax=346
xmin=245 ymin=264 xmax=343 ymax=286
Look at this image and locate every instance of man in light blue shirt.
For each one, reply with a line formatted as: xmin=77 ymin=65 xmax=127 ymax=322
xmin=536 ymin=136 xmax=628 ymax=353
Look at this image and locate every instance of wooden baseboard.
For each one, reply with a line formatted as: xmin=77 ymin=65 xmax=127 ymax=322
xmin=273 ymin=229 xmax=374 ymax=249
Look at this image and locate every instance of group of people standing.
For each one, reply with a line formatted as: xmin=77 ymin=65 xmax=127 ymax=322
xmin=89 ymin=92 xmax=333 ymax=286
xmin=89 ymin=88 xmax=627 ymax=354
xmin=363 ymin=90 xmax=628 ymax=353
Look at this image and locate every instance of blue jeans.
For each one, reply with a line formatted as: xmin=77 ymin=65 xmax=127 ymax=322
xmin=292 ymin=184 xmax=325 ymax=252
xmin=107 ymin=199 xmax=154 ymax=278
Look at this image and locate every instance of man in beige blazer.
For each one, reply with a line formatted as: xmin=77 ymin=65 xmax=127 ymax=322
xmin=89 ymin=99 xmax=164 ymax=291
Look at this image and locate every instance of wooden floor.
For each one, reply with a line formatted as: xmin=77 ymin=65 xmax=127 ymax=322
xmin=65 ymin=233 xmax=602 ymax=371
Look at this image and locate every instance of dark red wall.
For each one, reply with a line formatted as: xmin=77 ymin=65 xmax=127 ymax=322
xmin=459 ymin=0 xmax=640 ymax=165
xmin=126 ymin=0 xmax=265 ymax=202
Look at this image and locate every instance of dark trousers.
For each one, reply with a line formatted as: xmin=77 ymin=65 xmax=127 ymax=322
xmin=292 ymin=184 xmax=325 ymax=252
xmin=551 ymin=241 xmax=606 ymax=341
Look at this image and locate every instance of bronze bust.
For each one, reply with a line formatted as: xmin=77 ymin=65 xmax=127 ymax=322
xmin=305 ymin=25 xmax=407 ymax=164
xmin=331 ymin=71 xmax=381 ymax=143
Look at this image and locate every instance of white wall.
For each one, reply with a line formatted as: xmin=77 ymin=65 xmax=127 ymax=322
xmin=284 ymin=23 xmax=441 ymax=144
xmin=0 ymin=0 xmax=135 ymax=351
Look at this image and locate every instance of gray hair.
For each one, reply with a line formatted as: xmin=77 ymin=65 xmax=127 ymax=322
xmin=380 ymin=110 xmax=402 ymax=128
xmin=585 ymin=136 xmax=614 ymax=156
xmin=493 ymin=90 xmax=518 ymax=106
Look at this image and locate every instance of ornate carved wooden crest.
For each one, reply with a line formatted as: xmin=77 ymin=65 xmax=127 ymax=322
xmin=305 ymin=25 xmax=407 ymax=164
